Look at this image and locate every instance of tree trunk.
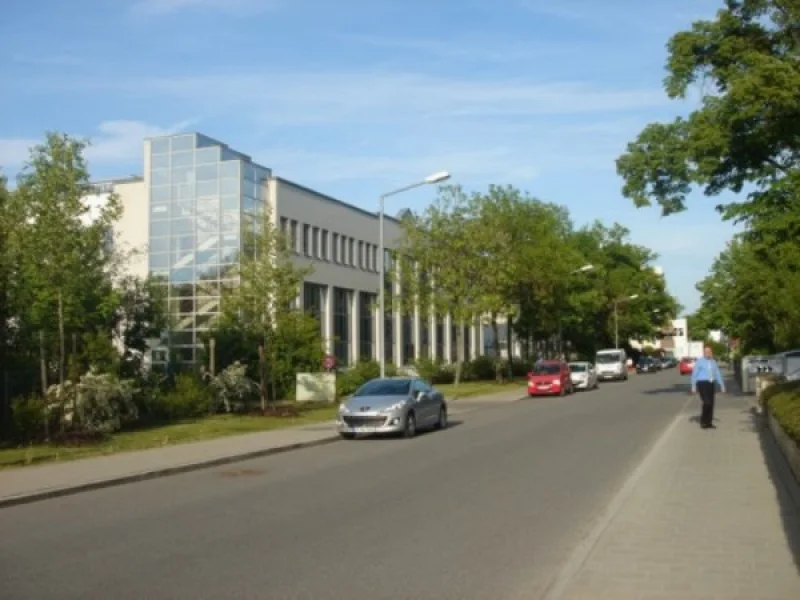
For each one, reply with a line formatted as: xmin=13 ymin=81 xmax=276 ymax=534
xmin=506 ymin=314 xmax=514 ymax=378
xmin=39 ymin=330 xmax=49 ymax=441
xmin=209 ymin=337 xmax=216 ymax=376
xmin=258 ymin=343 xmax=267 ymax=412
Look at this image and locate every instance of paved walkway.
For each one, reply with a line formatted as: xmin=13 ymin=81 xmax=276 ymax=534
xmin=0 ymin=388 xmax=524 ymax=507
xmin=547 ymin=387 xmax=800 ymax=600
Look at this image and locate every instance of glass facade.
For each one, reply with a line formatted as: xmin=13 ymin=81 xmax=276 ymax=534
xmin=148 ymin=133 xmax=271 ymax=365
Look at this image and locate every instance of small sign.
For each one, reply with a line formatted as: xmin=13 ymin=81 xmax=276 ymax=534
xmin=323 ymin=354 xmax=336 ymax=371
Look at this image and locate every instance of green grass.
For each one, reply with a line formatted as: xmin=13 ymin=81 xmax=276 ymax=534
xmin=436 ymin=379 xmax=525 ymax=399
xmin=766 ymin=380 xmax=800 ymax=445
xmin=0 ymin=404 xmax=338 ymax=470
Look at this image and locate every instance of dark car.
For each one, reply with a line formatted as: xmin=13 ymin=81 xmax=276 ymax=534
xmin=637 ymin=357 xmax=657 ymax=374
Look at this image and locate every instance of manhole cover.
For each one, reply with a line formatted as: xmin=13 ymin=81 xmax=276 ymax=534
xmin=216 ymin=468 xmax=265 ymax=478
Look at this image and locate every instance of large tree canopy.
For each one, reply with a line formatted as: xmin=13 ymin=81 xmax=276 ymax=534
xmin=617 ymin=0 xmax=800 ymax=229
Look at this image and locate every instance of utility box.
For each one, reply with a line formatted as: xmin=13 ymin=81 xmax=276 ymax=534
xmin=295 ymin=372 xmax=336 ymax=403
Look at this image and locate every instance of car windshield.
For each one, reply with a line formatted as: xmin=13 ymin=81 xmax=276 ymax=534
xmin=533 ymin=363 xmax=561 ymax=375
xmin=596 ymin=354 xmax=621 ymax=364
xmin=638 ymin=358 xmax=651 ymax=365
xmin=353 ymin=379 xmax=411 ymax=397
xmin=569 ymin=363 xmax=587 ymax=372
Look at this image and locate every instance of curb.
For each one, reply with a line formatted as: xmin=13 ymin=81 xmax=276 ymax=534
xmin=0 ymin=435 xmax=340 ymax=509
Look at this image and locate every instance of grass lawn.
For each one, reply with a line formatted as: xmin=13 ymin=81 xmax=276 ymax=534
xmin=437 ymin=379 xmax=525 ymax=399
xmin=0 ymin=403 xmax=338 ymax=470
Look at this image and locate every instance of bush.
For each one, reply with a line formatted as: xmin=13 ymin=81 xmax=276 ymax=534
xmin=412 ymin=358 xmax=455 ymax=384
xmin=766 ymin=380 xmax=800 ymax=445
xmin=208 ymin=361 xmax=259 ymax=413
xmin=48 ymin=371 xmax=139 ymax=434
xmin=11 ymin=395 xmax=48 ymax=442
xmin=150 ymin=373 xmax=214 ymax=421
xmin=464 ymin=355 xmax=497 ymax=381
xmin=336 ymin=361 xmax=397 ymax=397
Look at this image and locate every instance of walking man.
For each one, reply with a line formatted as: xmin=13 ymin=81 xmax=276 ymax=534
xmin=691 ymin=345 xmax=726 ymax=429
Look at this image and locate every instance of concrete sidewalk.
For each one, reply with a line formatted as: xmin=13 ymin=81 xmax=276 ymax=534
xmin=545 ymin=390 xmax=800 ymax=600
xmin=0 ymin=388 xmax=524 ymax=508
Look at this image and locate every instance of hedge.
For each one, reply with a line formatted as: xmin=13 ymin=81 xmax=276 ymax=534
xmin=764 ymin=380 xmax=800 ymax=446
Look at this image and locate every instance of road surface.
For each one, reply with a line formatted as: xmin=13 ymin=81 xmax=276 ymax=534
xmin=0 ymin=370 xmax=689 ymax=600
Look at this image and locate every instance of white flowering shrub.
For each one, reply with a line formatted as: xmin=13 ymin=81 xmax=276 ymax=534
xmin=47 ymin=370 xmax=138 ymax=434
xmin=209 ymin=361 xmax=258 ymax=413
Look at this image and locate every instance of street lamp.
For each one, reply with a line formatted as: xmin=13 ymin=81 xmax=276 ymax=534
xmin=613 ymin=294 xmax=639 ymax=350
xmin=378 ymin=171 xmax=451 ymax=378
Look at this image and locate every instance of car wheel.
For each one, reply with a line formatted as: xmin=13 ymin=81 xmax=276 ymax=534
xmin=435 ymin=406 xmax=447 ymax=430
xmin=403 ymin=412 xmax=417 ymax=438
xmin=339 ymin=432 xmax=355 ymax=440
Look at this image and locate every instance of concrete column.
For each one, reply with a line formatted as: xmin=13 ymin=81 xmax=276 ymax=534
xmin=471 ymin=319 xmax=480 ymax=360
xmin=429 ymin=315 xmax=438 ymax=361
xmin=323 ymin=284 xmax=333 ymax=355
xmin=413 ymin=307 xmax=421 ymax=361
xmin=373 ymin=298 xmax=380 ymax=362
xmin=444 ymin=314 xmax=453 ymax=364
xmin=478 ymin=319 xmax=486 ymax=357
xmin=350 ymin=290 xmax=360 ymax=365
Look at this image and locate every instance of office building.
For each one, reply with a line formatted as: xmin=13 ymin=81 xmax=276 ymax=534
xmin=97 ymin=132 xmax=486 ymax=368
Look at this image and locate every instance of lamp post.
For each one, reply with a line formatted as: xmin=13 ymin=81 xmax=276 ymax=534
xmin=614 ymin=294 xmax=639 ymax=349
xmin=378 ymin=171 xmax=451 ymax=378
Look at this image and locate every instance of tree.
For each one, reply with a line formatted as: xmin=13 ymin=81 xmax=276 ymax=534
xmin=217 ymin=208 xmax=323 ymax=408
xmin=12 ymin=133 xmax=121 ymax=433
xmin=616 ymin=1 xmax=800 ymax=226
xmin=113 ymin=275 xmax=170 ymax=376
xmin=398 ymin=185 xmax=489 ymax=384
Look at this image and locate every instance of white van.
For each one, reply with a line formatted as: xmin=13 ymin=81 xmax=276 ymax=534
xmin=595 ymin=348 xmax=628 ymax=381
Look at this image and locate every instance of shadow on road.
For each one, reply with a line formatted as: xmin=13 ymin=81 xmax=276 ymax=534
xmin=355 ymin=420 xmax=465 ymax=441
xmin=746 ymin=408 xmax=800 ymax=575
xmin=642 ymin=383 xmax=691 ymax=396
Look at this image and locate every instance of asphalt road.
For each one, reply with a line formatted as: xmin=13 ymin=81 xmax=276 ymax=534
xmin=0 ymin=370 xmax=691 ymax=600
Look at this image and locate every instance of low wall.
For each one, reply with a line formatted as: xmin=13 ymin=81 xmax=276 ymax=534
xmin=767 ymin=410 xmax=800 ymax=485
xmin=295 ymin=372 xmax=336 ymax=403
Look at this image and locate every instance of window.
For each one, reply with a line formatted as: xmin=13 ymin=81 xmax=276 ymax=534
xmin=302 ymin=224 xmax=310 ymax=256
xmin=348 ymin=238 xmax=355 ymax=266
xmin=532 ymin=363 xmax=561 ymax=375
xmin=435 ymin=320 xmax=444 ymax=361
xmin=371 ymin=246 xmax=377 ymax=272
xmin=333 ymin=287 xmax=350 ymax=366
xmin=321 ymin=230 xmax=329 ymax=260
xmin=279 ymin=217 xmax=288 ymax=235
xmin=303 ymin=282 xmax=325 ymax=336
xmin=312 ymin=226 xmax=320 ymax=258
xmin=420 ymin=321 xmax=429 ymax=358
xmin=354 ymin=379 xmax=411 ymax=397
xmin=359 ymin=292 xmax=374 ymax=361
xmin=358 ymin=241 xmax=364 ymax=268
xmin=332 ymin=233 xmax=339 ymax=262
xmin=403 ymin=314 xmax=414 ymax=364
xmin=290 ymin=220 xmax=298 ymax=252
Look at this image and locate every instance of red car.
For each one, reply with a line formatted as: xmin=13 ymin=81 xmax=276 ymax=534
xmin=528 ymin=360 xmax=574 ymax=397
xmin=679 ymin=357 xmax=695 ymax=375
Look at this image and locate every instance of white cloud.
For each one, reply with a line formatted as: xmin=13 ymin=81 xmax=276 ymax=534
xmin=130 ymin=0 xmax=277 ymax=15
xmin=0 ymin=119 xmax=193 ymax=171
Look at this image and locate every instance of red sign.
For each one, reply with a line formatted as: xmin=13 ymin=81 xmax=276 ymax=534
xmin=323 ymin=354 xmax=336 ymax=370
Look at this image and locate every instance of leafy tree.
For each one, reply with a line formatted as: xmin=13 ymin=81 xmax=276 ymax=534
xmin=113 ymin=275 xmax=170 ymax=376
xmin=398 ymin=185 xmax=489 ymax=384
xmin=216 ymin=208 xmax=323 ymax=408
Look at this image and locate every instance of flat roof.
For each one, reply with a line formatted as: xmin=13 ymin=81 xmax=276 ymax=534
xmin=273 ymin=176 xmax=402 ymax=224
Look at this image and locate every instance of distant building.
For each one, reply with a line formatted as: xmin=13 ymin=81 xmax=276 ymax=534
xmin=95 ymin=132 xmax=485 ymax=368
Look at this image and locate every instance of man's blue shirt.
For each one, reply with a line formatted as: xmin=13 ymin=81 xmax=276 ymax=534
xmin=691 ymin=357 xmax=725 ymax=390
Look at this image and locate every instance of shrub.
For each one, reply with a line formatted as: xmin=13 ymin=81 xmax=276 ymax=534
xmin=208 ymin=361 xmax=259 ymax=413
xmin=156 ymin=373 xmax=215 ymax=420
xmin=48 ymin=371 xmax=138 ymax=434
xmin=465 ymin=355 xmax=497 ymax=381
xmin=11 ymin=395 xmax=48 ymax=442
xmin=412 ymin=357 xmax=455 ymax=384
xmin=766 ymin=380 xmax=800 ymax=445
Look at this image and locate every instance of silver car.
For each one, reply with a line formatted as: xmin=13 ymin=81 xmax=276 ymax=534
xmin=569 ymin=361 xmax=599 ymax=390
xmin=337 ymin=377 xmax=448 ymax=439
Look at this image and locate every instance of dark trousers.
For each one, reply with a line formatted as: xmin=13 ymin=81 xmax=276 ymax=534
xmin=697 ymin=381 xmax=715 ymax=426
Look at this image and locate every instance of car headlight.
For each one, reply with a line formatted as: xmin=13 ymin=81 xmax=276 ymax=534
xmin=338 ymin=403 xmax=350 ymax=413
xmin=383 ymin=400 xmax=409 ymax=412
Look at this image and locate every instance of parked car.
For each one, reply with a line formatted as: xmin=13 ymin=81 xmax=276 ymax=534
xmin=679 ymin=357 xmax=695 ymax=375
xmin=637 ymin=357 xmax=657 ymax=374
xmin=594 ymin=348 xmax=629 ymax=381
xmin=568 ymin=361 xmax=598 ymax=390
xmin=661 ymin=356 xmax=677 ymax=368
xmin=337 ymin=377 xmax=447 ymax=439
xmin=528 ymin=360 xmax=574 ymax=397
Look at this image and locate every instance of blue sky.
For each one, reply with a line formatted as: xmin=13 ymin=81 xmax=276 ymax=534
xmin=0 ymin=0 xmax=740 ymax=313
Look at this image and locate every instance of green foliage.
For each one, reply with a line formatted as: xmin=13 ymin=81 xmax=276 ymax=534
xmin=48 ymin=371 xmax=138 ymax=434
xmin=413 ymin=357 xmax=454 ymax=384
xmin=208 ymin=362 xmax=259 ymax=413
xmin=766 ymin=380 xmax=800 ymax=445
xmin=617 ymin=1 xmax=800 ymax=353
xmin=11 ymin=396 xmax=47 ymax=442
xmin=146 ymin=374 xmax=213 ymax=421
